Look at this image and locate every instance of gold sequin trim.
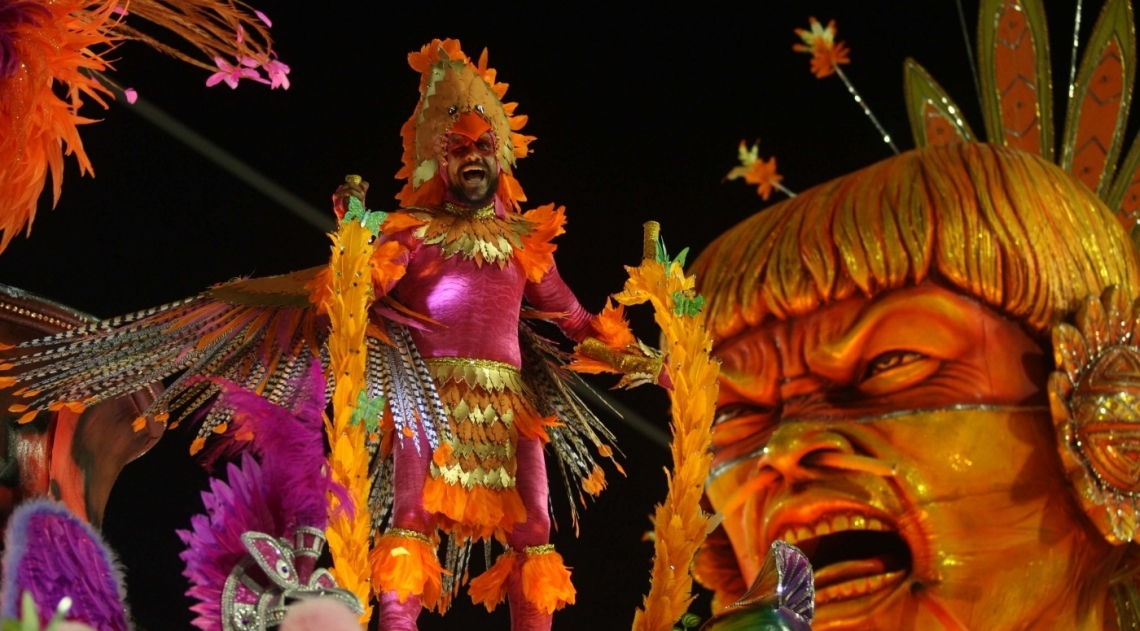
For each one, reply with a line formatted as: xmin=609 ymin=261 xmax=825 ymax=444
xmin=384 ymin=528 xmax=433 ymax=545
xmin=524 ymin=544 xmax=556 ymax=556
xmin=425 ymin=357 xmax=524 ymax=394
xmin=435 ymin=462 xmax=515 ymax=490
xmin=0 ymin=301 xmax=75 ymax=330
xmin=441 ymin=202 xmax=496 ymax=219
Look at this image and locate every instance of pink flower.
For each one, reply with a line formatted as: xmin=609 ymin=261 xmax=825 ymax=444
xmin=124 ymin=87 xmax=138 ymax=104
xmin=205 ymin=56 xmax=264 ymax=89
xmin=111 ymin=5 xmax=128 ymax=16
xmin=263 ymin=54 xmax=290 ymax=90
xmin=254 ymin=10 xmax=272 ymax=27
xmin=236 ymin=23 xmax=244 ymax=44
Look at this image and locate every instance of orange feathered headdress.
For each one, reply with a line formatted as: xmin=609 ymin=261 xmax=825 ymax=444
xmin=0 ymin=0 xmax=282 ymax=255
xmin=396 ymin=39 xmax=535 ymax=210
xmin=0 ymin=0 xmax=116 ymax=254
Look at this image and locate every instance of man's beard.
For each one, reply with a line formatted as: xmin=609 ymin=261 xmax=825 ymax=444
xmin=449 ymin=171 xmax=498 ymax=207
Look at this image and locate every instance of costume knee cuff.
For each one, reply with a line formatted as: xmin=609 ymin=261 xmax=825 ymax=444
xmin=369 ymin=528 xmax=446 ymax=611
xmin=469 ymin=549 xmax=517 ymax=611
xmin=521 ymin=544 xmax=576 ymax=614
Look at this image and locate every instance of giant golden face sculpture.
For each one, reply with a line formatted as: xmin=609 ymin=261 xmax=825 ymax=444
xmin=690 ymin=143 xmax=1140 ymax=630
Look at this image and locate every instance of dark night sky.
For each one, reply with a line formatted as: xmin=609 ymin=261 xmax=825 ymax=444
xmin=0 ymin=1 xmax=1099 ymax=629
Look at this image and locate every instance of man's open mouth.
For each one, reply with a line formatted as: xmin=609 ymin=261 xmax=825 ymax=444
xmin=460 ymin=165 xmax=486 ymax=183
xmin=776 ymin=511 xmax=912 ymax=606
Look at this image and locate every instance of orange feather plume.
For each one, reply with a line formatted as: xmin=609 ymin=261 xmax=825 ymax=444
xmin=323 ymin=219 xmax=379 ymax=622
xmin=618 ymin=225 xmax=719 ymax=631
xmin=0 ymin=0 xmax=116 ymax=254
xmin=516 ymin=203 xmax=566 ymax=282
xmin=0 ymin=0 xmax=281 ymax=254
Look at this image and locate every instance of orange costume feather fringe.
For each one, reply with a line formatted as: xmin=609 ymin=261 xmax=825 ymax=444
xmin=369 ymin=530 xmax=447 ymax=611
xmin=516 ymin=203 xmax=566 ymax=282
xmin=0 ymin=0 xmax=280 ymax=254
xmin=320 ymin=219 xmax=379 ymax=622
xmin=620 ymin=224 xmax=720 ymax=631
xmin=468 ymin=546 xmax=576 ymax=614
xmin=468 ymin=548 xmax=517 ymax=611
xmin=521 ymin=546 xmax=576 ymax=614
xmin=0 ymin=0 xmax=115 ymax=253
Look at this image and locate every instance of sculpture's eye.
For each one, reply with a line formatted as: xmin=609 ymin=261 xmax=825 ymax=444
xmin=858 ymin=350 xmax=939 ymax=397
xmin=275 ymin=558 xmax=292 ymax=578
xmin=863 ymin=351 xmax=925 ymax=379
xmin=713 ymin=402 xmax=776 ymax=427
xmin=448 ymin=105 xmax=458 ymax=116
xmin=475 ymin=104 xmax=485 ymax=114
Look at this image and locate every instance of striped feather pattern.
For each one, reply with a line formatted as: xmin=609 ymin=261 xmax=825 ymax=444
xmin=0 ymin=294 xmax=322 ymax=452
xmin=519 ymin=322 xmax=618 ymax=527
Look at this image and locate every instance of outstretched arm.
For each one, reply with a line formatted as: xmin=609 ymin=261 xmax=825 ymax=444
xmin=524 ymin=262 xmax=594 ymax=342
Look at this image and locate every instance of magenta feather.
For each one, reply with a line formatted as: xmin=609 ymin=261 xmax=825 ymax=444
xmin=179 ymin=362 xmax=349 ymax=631
xmin=1 ymin=499 xmax=130 ymax=631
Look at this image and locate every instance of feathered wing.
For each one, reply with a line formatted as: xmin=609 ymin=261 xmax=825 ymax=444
xmin=0 ymin=268 xmax=329 ymax=453
xmin=364 ymin=320 xmax=452 ymax=537
xmin=0 ymin=499 xmax=130 ymax=631
xmin=519 ymin=321 xmax=619 ymax=529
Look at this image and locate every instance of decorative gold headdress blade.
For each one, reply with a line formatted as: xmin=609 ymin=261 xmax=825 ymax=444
xmin=1061 ymin=0 xmax=1135 ymax=196
xmin=1107 ymin=137 xmax=1140 ymax=234
xmin=977 ymin=0 xmax=1054 ymax=160
xmin=903 ymin=59 xmax=975 ymax=147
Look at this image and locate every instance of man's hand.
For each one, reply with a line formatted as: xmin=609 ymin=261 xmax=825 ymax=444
xmin=332 ymin=178 xmax=369 ymax=219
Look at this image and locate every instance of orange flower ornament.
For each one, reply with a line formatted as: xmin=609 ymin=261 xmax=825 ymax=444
xmin=725 ymin=141 xmax=783 ymax=201
xmin=793 ymin=17 xmax=851 ymax=79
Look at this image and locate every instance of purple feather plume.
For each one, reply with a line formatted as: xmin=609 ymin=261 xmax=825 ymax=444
xmin=199 ymin=362 xmax=347 ymax=527
xmin=179 ymin=362 xmax=349 ymax=631
xmin=1 ymin=499 xmax=130 ymax=631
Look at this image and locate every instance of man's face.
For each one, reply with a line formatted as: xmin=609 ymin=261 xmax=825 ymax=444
xmin=444 ymin=131 xmax=498 ymax=206
xmin=705 ymin=283 xmax=1116 ymax=630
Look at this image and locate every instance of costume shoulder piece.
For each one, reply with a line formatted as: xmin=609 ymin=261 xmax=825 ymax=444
xmin=402 ymin=202 xmax=568 ymax=282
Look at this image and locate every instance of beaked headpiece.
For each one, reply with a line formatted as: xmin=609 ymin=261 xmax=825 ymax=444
xmin=395 ymin=39 xmax=535 ymax=210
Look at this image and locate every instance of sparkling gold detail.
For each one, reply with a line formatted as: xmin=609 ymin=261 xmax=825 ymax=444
xmin=0 ymin=301 xmax=76 ymax=330
xmin=384 ymin=528 xmax=433 ymax=545
xmin=524 ymin=543 xmax=556 ymax=556
xmin=577 ymin=337 xmax=664 ymax=384
xmin=425 ymin=357 xmax=525 ymax=394
xmin=345 ymin=174 xmax=362 ymax=185
xmin=441 ymin=202 xmax=495 ymax=219
xmin=1051 ymin=286 xmax=1140 ymax=543
xmin=412 ymin=207 xmax=534 ymax=267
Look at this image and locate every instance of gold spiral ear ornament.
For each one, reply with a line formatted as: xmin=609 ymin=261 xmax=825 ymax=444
xmin=1050 ymin=285 xmax=1140 ymax=544
xmin=345 ymin=174 xmax=362 ymax=186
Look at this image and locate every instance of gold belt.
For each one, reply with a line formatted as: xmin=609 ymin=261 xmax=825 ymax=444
xmin=425 ymin=357 xmax=524 ymax=393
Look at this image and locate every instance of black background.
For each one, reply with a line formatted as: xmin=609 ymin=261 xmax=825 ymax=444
xmin=0 ymin=1 xmax=1101 ymax=628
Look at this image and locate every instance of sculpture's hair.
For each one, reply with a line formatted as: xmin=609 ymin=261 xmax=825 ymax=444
xmin=692 ymin=143 xmax=1140 ymax=343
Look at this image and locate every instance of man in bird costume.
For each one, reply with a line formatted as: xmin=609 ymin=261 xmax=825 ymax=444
xmin=340 ymin=39 xmax=601 ymax=630
xmin=0 ymin=39 xmax=654 ymax=631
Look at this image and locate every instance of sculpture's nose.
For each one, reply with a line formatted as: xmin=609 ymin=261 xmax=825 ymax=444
xmin=756 ymin=421 xmax=856 ymax=484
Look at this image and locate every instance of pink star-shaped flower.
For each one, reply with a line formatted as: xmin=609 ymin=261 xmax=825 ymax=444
xmin=205 ymin=56 xmax=264 ymax=89
xmin=263 ymin=54 xmax=290 ymax=90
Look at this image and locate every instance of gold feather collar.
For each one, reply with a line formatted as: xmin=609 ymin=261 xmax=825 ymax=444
xmin=411 ymin=204 xmax=534 ymax=267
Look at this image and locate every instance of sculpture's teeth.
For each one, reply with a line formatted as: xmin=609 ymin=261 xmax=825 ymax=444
xmin=815 ymin=569 xmax=905 ymax=605
xmin=774 ymin=511 xmax=897 ymax=550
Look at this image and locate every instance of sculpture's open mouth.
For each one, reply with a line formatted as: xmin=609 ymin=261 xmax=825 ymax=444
xmin=776 ymin=511 xmax=912 ymax=606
